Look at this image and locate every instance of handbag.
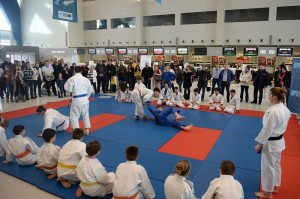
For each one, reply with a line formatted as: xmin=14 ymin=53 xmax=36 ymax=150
xmin=154 ymin=75 xmax=162 ymax=81
xmin=206 ymin=80 xmax=211 ymax=92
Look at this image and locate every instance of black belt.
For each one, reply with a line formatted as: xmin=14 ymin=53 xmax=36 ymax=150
xmin=268 ymin=134 xmax=283 ymax=141
xmin=56 ymin=120 xmax=66 ymax=129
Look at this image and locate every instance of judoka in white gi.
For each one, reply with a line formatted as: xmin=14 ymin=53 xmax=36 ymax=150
xmin=64 ymin=66 xmax=93 ymax=135
xmin=209 ymin=87 xmax=224 ymax=111
xmin=0 ymin=117 xmax=9 ymax=157
xmin=164 ymin=160 xmax=197 ymax=199
xmin=36 ymin=129 xmax=61 ymax=179
xmin=76 ymin=140 xmax=115 ymax=198
xmin=115 ymin=87 xmax=124 ymax=102
xmin=224 ymin=89 xmax=240 ymax=114
xmin=57 ymin=128 xmax=86 ymax=188
xmin=157 ymin=83 xmax=173 ymax=106
xmin=255 ymin=87 xmax=291 ymax=199
xmin=113 ymin=146 xmax=155 ymax=199
xmin=134 ymin=76 xmax=146 ymax=90
xmin=131 ymin=87 xmax=160 ymax=120
xmin=188 ymin=88 xmax=201 ymax=110
xmin=123 ymin=86 xmax=132 ymax=102
xmin=202 ymin=160 xmax=244 ymax=199
xmin=169 ymin=87 xmax=185 ymax=107
xmin=36 ymin=106 xmax=69 ymax=136
xmin=4 ymin=125 xmax=39 ymax=165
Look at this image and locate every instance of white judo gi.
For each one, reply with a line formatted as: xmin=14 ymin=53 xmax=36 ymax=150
xmin=37 ymin=143 xmax=61 ymax=174
xmin=113 ymin=161 xmax=155 ymax=199
xmin=157 ymin=88 xmax=173 ymax=105
xmin=134 ymin=82 xmax=146 ymax=90
xmin=209 ymin=93 xmax=224 ymax=111
xmin=115 ymin=90 xmax=124 ymax=102
xmin=224 ymin=95 xmax=240 ymax=114
xmin=64 ymin=73 xmax=93 ymax=129
xmin=170 ymin=92 xmax=185 ymax=107
xmin=43 ymin=108 xmax=69 ymax=132
xmin=76 ymin=156 xmax=115 ymax=197
xmin=131 ymin=87 xmax=154 ymax=119
xmin=164 ymin=174 xmax=197 ymax=199
xmin=202 ymin=175 xmax=244 ymax=199
xmin=255 ymin=102 xmax=291 ymax=192
xmin=57 ymin=140 xmax=86 ymax=183
xmin=123 ymin=90 xmax=132 ymax=102
xmin=6 ymin=135 xmax=40 ymax=165
xmin=188 ymin=93 xmax=201 ymax=109
xmin=0 ymin=126 xmax=8 ymax=157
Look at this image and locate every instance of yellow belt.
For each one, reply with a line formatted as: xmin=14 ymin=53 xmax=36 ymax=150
xmin=80 ymin=181 xmax=98 ymax=186
xmin=57 ymin=162 xmax=76 ymax=169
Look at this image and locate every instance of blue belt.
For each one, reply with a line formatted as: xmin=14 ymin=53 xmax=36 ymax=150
xmin=73 ymin=94 xmax=87 ymax=98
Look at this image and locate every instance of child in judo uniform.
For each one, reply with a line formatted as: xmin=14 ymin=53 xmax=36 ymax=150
xmin=224 ymin=89 xmax=240 ymax=114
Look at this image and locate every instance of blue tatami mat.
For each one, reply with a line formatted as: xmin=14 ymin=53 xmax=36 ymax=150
xmin=179 ymin=109 xmax=233 ymax=130
xmin=90 ymin=117 xmax=180 ymax=150
xmin=99 ymin=142 xmax=203 ymax=181
xmin=223 ymin=115 xmax=263 ymax=135
xmin=191 ymin=161 xmax=260 ymax=199
xmin=205 ymin=130 xmax=261 ymax=171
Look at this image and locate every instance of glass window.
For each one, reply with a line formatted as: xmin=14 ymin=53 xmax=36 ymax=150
xmin=181 ymin=11 xmax=217 ymax=25
xmin=277 ymin=6 xmax=300 ymax=20
xmin=111 ymin=17 xmax=136 ymax=29
xmin=0 ymin=30 xmax=11 ymax=46
xmin=225 ymin=8 xmax=269 ymax=22
xmin=84 ymin=19 xmax=107 ymax=30
xmin=143 ymin=14 xmax=175 ymax=27
xmin=0 ymin=6 xmax=11 ymax=31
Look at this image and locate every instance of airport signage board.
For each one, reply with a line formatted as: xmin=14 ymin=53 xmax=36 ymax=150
xmin=258 ymin=47 xmax=277 ymax=56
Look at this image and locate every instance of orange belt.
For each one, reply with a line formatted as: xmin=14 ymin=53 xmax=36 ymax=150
xmin=114 ymin=192 xmax=138 ymax=199
xmin=15 ymin=149 xmax=31 ymax=159
xmin=41 ymin=164 xmax=57 ymax=170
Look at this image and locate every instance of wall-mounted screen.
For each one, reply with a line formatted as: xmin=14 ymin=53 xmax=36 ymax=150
xmin=223 ymin=47 xmax=236 ymax=56
xmin=153 ymin=48 xmax=164 ymax=55
xmin=194 ymin=47 xmax=207 ymax=55
xmin=244 ymin=47 xmax=258 ymax=56
xmin=138 ymin=48 xmax=148 ymax=55
xmin=177 ymin=47 xmax=188 ymax=55
xmin=277 ymin=48 xmax=293 ymax=57
xmin=105 ymin=48 xmax=114 ymax=55
xmin=118 ymin=48 xmax=127 ymax=55
xmin=77 ymin=48 xmax=85 ymax=54
xmin=88 ymin=48 xmax=96 ymax=54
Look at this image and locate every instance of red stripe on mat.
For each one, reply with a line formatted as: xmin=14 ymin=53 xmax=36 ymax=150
xmin=158 ymin=127 xmax=221 ymax=160
xmin=66 ymin=113 xmax=127 ymax=133
xmin=152 ymin=100 xmax=264 ymax=118
xmin=1 ymin=98 xmax=96 ymax=119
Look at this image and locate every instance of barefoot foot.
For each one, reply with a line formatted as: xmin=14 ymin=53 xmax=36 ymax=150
xmin=48 ymin=173 xmax=57 ymax=179
xmin=58 ymin=177 xmax=72 ymax=188
xmin=176 ymin=115 xmax=185 ymax=121
xmin=255 ymin=191 xmax=273 ymax=198
xmin=76 ymin=187 xmax=83 ymax=197
xmin=182 ymin=124 xmax=193 ymax=131
xmin=273 ymin=186 xmax=279 ymax=194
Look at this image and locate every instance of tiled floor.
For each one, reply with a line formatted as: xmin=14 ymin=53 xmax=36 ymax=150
xmin=0 ymin=83 xmax=284 ymax=199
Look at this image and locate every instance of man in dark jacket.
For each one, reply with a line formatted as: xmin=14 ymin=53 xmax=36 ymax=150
xmin=106 ymin=61 xmax=116 ymax=92
xmin=117 ymin=61 xmax=127 ymax=91
xmin=281 ymin=65 xmax=292 ymax=106
xmin=251 ymin=65 xmax=271 ymax=105
xmin=141 ymin=62 xmax=154 ymax=89
xmin=95 ymin=60 xmax=106 ymax=93
xmin=219 ymin=65 xmax=234 ymax=102
xmin=196 ymin=66 xmax=211 ymax=101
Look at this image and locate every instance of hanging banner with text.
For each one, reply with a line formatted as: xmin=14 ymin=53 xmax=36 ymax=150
xmin=53 ymin=0 xmax=78 ymax=23
xmin=288 ymin=58 xmax=300 ymax=114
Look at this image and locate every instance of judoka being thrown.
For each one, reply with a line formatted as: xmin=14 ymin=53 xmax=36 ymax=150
xmin=131 ymin=87 xmax=192 ymax=131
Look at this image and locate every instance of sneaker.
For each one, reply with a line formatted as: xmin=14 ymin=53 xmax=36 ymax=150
xmin=251 ymin=101 xmax=257 ymax=104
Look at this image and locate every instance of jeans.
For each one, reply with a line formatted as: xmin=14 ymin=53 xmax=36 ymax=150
xmin=221 ymin=81 xmax=231 ymax=102
xmin=211 ymin=78 xmax=220 ymax=95
xmin=253 ymin=86 xmax=264 ymax=103
xmin=198 ymin=80 xmax=207 ymax=100
xmin=240 ymin=85 xmax=249 ymax=102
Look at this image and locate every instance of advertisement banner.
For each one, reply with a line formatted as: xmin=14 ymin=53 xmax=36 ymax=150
xmin=53 ymin=0 xmax=78 ymax=23
xmin=288 ymin=58 xmax=300 ymax=114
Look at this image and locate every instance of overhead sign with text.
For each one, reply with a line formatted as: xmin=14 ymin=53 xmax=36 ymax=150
xmin=258 ymin=47 xmax=277 ymax=56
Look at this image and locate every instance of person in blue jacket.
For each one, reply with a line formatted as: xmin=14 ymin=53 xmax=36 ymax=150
xmin=161 ymin=65 xmax=176 ymax=89
xmin=219 ymin=65 xmax=234 ymax=102
xmin=145 ymin=101 xmax=192 ymax=131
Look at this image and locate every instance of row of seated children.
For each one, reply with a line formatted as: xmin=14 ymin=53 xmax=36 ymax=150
xmin=0 ymin=124 xmax=244 ymax=199
xmin=157 ymin=83 xmax=240 ymax=114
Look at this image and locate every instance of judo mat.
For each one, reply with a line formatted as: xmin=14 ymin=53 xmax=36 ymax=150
xmin=1 ymin=94 xmax=299 ymax=199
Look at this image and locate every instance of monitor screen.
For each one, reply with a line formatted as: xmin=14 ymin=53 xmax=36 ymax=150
xmin=105 ymin=48 xmax=114 ymax=55
xmin=277 ymin=48 xmax=293 ymax=57
xmin=118 ymin=48 xmax=127 ymax=55
xmin=88 ymin=48 xmax=96 ymax=54
xmin=223 ymin=47 xmax=236 ymax=56
xmin=138 ymin=48 xmax=148 ymax=55
xmin=177 ymin=47 xmax=188 ymax=55
xmin=244 ymin=47 xmax=258 ymax=56
xmin=153 ymin=48 xmax=164 ymax=55
xmin=77 ymin=48 xmax=85 ymax=54
xmin=194 ymin=47 xmax=207 ymax=55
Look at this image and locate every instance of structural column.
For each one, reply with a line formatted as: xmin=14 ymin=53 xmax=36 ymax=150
xmin=216 ymin=0 xmax=225 ymax=45
xmin=136 ymin=0 xmax=144 ymax=46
